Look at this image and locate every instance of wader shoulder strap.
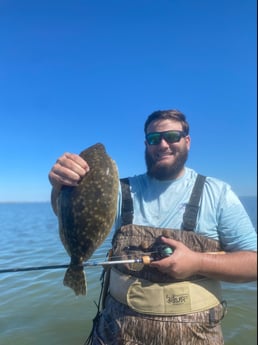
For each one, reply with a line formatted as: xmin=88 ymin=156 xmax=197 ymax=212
xmin=182 ymin=174 xmax=206 ymax=231
xmin=120 ymin=178 xmax=134 ymax=226
xmin=120 ymin=174 xmax=206 ymax=230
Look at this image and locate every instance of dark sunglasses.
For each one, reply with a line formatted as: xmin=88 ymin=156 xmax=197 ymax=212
xmin=146 ymin=130 xmax=187 ymax=145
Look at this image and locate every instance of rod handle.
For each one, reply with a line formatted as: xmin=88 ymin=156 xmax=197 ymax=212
xmin=142 ymin=255 xmax=152 ymax=265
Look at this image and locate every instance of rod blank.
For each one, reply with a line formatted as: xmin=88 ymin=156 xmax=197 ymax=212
xmin=0 ymin=257 xmax=145 ymax=274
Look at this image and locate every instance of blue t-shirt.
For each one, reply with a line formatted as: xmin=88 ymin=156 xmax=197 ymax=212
xmin=114 ymin=167 xmax=257 ymax=252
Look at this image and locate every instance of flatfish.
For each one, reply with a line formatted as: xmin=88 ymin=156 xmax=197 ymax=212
xmin=57 ymin=143 xmax=119 ymax=295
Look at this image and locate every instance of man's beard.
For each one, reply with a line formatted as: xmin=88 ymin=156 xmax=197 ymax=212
xmin=145 ymin=148 xmax=188 ymax=180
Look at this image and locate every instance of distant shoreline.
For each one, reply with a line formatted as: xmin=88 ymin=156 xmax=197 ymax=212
xmin=0 ymin=201 xmax=51 ymax=204
xmin=0 ymin=195 xmax=257 ymax=205
xmin=0 ymin=196 xmax=257 ymax=204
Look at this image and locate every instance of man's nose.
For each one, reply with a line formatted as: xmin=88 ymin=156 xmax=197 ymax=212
xmin=159 ymin=137 xmax=170 ymax=147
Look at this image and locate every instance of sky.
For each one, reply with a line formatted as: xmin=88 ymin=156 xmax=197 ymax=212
xmin=0 ymin=0 xmax=257 ymax=202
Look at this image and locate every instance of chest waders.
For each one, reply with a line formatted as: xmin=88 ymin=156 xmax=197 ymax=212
xmin=85 ymin=175 xmax=227 ymax=345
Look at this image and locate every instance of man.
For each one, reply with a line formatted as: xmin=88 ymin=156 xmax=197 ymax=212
xmin=49 ymin=110 xmax=257 ymax=345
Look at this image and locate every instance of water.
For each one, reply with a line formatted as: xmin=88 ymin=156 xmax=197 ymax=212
xmin=0 ymin=198 xmax=256 ymax=345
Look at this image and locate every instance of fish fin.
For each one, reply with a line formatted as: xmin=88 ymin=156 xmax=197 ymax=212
xmin=63 ymin=266 xmax=87 ymax=296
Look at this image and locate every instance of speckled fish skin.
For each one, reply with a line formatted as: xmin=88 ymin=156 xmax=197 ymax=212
xmin=57 ymin=143 xmax=119 ymax=296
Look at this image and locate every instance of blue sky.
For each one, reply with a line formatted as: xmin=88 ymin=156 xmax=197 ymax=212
xmin=0 ymin=0 xmax=256 ymax=202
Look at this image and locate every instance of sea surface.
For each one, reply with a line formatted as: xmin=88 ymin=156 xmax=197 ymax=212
xmin=0 ymin=197 xmax=257 ymax=345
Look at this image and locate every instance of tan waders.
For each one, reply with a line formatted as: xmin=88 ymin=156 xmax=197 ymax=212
xmin=85 ymin=176 xmax=227 ymax=345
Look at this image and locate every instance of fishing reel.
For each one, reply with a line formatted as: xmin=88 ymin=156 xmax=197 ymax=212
xmin=123 ymin=239 xmax=174 ymax=262
xmin=151 ymin=244 xmax=173 ymax=261
xmin=122 ymin=238 xmax=174 ymax=270
xmin=134 ymin=244 xmax=173 ymax=267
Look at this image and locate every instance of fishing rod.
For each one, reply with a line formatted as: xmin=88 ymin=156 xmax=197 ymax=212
xmin=0 ymin=247 xmax=224 ymax=274
xmin=0 ymin=244 xmax=174 ymax=274
xmin=0 ymin=256 xmax=154 ymax=274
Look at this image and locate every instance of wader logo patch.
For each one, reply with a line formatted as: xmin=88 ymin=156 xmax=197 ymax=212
xmin=166 ymin=294 xmax=189 ymax=305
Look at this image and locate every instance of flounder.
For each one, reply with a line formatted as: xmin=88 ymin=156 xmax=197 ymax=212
xmin=57 ymin=143 xmax=119 ymax=295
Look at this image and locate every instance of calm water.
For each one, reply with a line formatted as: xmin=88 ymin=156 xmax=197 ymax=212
xmin=0 ymin=197 xmax=256 ymax=345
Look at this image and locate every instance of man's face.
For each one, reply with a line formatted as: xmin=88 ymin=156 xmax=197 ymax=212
xmin=145 ymin=119 xmax=191 ymax=180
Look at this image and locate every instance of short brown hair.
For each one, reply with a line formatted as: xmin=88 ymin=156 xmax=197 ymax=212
xmin=144 ymin=109 xmax=189 ymax=135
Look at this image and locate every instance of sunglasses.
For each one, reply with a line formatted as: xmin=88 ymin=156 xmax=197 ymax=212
xmin=146 ymin=130 xmax=187 ymax=145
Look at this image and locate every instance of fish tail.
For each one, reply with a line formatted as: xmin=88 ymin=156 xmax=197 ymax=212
xmin=63 ymin=265 xmax=87 ymax=296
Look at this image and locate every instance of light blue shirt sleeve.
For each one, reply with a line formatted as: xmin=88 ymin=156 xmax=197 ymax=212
xmin=197 ymin=177 xmax=257 ymax=251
